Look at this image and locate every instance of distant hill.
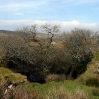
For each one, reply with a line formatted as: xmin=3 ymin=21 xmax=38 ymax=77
xmin=0 ymin=30 xmax=59 ymax=40
xmin=0 ymin=30 xmax=14 ymax=34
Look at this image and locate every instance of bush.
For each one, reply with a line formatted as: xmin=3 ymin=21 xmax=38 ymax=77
xmin=62 ymin=28 xmax=94 ymax=78
xmin=85 ymin=76 xmax=99 ymax=86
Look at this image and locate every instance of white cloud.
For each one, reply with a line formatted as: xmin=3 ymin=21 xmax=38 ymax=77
xmin=14 ymin=12 xmax=24 ymax=15
xmin=0 ymin=0 xmax=98 ymax=13
xmin=63 ymin=0 xmax=99 ymax=5
xmin=0 ymin=20 xmax=99 ymax=32
xmin=0 ymin=0 xmax=51 ymax=12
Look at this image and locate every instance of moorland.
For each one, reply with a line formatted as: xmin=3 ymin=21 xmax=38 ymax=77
xmin=0 ymin=24 xmax=99 ymax=99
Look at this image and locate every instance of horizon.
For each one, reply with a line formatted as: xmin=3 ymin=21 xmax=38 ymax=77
xmin=0 ymin=0 xmax=99 ymax=31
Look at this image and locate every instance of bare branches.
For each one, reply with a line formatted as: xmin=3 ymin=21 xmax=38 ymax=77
xmin=61 ymin=28 xmax=97 ymax=78
xmin=0 ymin=24 xmax=60 ymax=80
xmin=30 ymin=24 xmax=37 ymax=40
xmin=64 ymin=28 xmax=94 ymax=61
xmin=16 ymin=24 xmax=60 ymax=50
xmin=41 ymin=24 xmax=60 ymax=48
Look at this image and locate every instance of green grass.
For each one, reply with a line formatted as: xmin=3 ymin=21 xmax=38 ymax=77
xmin=17 ymin=80 xmax=99 ymax=99
xmin=0 ymin=67 xmax=27 ymax=83
xmin=76 ymin=52 xmax=99 ymax=85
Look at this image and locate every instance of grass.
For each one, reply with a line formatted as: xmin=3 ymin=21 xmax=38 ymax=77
xmin=92 ymin=88 xmax=99 ymax=96
xmin=77 ymin=52 xmax=99 ymax=86
xmin=0 ymin=67 xmax=27 ymax=83
xmin=14 ymin=80 xmax=98 ymax=99
xmin=45 ymin=85 xmax=88 ymax=99
xmin=45 ymin=74 xmax=66 ymax=82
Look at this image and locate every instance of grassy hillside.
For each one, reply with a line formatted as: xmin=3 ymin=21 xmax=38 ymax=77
xmin=77 ymin=52 xmax=99 ymax=85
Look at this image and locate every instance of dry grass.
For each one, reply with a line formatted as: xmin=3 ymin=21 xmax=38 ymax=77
xmin=7 ymin=87 xmax=42 ymax=99
xmin=45 ymin=74 xmax=65 ymax=82
xmin=45 ymin=85 xmax=89 ymax=99
xmin=0 ymin=82 xmax=43 ymax=99
xmin=0 ymin=81 xmax=5 ymax=99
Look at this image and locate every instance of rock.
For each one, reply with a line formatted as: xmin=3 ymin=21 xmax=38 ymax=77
xmin=8 ymin=84 xmax=13 ymax=89
xmin=28 ymin=74 xmax=40 ymax=82
xmin=51 ymin=42 xmax=55 ymax=45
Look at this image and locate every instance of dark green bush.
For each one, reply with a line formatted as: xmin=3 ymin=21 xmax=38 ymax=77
xmin=86 ymin=77 xmax=99 ymax=87
xmin=92 ymin=88 xmax=99 ymax=96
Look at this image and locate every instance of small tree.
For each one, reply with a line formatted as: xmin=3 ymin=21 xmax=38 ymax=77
xmin=0 ymin=24 xmax=60 ymax=82
xmin=63 ymin=28 xmax=95 ymax=78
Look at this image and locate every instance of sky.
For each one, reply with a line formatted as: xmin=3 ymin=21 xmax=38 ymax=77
xmin=0 ymin=0 xmax=99 ymax=31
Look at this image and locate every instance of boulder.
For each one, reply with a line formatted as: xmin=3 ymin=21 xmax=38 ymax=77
xmin=28 ymin=74 xmax=40 ymax=82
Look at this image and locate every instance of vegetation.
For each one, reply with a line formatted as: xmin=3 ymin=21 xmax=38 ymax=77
xmin=0 ymin=24 xmax=99 ymax=98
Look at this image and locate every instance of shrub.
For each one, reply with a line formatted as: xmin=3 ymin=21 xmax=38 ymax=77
xmin=85 ymin=76 xmax=99 ymax=86
xmin=63 ymin=28 xmax=94 ymax=78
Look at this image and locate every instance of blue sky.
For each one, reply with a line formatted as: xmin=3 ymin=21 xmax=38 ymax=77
xmin=0 ymin=0 xmax=99 ymax=31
